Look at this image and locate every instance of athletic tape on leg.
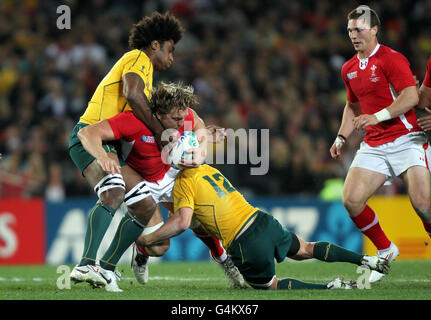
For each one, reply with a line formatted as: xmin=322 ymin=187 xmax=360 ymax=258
xmin=94 ymin=173 xmax=125 ymax=198
xmin=124 ymin=181 xmax=151 ymax=206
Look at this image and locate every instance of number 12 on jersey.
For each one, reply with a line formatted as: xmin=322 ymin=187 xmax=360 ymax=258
xmin=202 ymin=173 xmax=236 ymax=198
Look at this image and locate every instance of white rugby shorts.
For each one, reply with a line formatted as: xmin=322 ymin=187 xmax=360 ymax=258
xmin=350 ymin=132 xmax=430 ymax=185
xmin=145 ymin=166 xmax=180 ymax=203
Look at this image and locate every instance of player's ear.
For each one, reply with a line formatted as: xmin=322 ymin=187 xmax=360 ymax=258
xmin=371 ymin=26 xmax=378 ymax=36
xmin=150 ymin=40 xmax=160 ymax=51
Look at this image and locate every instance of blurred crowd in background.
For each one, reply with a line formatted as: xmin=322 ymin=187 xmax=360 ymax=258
xmin=1 ymin=0 xmax=431 ymax=200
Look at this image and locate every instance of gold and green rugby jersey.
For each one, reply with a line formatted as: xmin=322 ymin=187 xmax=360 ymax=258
xmin=79 ymin=49 xmax=153 ymax=124
xmin=173 ymin=165 xmax=258 ymax=250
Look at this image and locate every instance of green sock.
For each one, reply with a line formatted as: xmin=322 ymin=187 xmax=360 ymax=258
xmin=277 ymin=278 xmax=328 ymax=290
xmin=79 ymin=202 xmax=116 ymax=266
xmin=99 ymin=212 xmax=145 ymax=271
xmin=313 ymin=241 xmax=363 ymax=265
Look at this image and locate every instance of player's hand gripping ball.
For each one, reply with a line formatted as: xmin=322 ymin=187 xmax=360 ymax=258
xmin=168 ymin=131 xmax=200 ymax=169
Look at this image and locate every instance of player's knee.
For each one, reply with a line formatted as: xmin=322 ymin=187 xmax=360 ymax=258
xmin=303 ymin=241 xmax=315 ymax=257
xmin=125 ymin=181 xmax=155 ymax=222
xmin=268 ymin=277 xmax=279 ymax=290
xmin=99 ymin=187 xmax=125 ymax=209
xmin=291 ymin=241 xmax=314 ymax=260
xmin=412 ymin=199 xmax=431 ymax=223
xmin=95 ymin=173 xmax=126 ymax=209
xmin=128 ymin=197 xmax=157 ymax=223
xmin=342 ymin=195 xmax=363 ymax=216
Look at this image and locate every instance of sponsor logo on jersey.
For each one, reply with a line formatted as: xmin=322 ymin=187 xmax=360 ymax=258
xmin=359 ymin=58 xmax=368 ymax=70
xmin=347 ymin=71 xmax=358 ymax=80
xmin=141 ymin=135 xmax=155 ymax=143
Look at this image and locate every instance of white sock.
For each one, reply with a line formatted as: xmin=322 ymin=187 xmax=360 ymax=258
xmin=377 ymin=242 xmax=394 ymax=255
xmin=212 ymin=251 xmax=227 ymax=263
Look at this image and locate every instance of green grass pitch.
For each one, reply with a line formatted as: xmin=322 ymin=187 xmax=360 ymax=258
xmin=1 ymin=260 xmax=430 ymax=300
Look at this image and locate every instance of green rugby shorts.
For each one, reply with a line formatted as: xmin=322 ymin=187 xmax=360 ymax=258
xmin=69 ymin=122 xmax=124 ymax=174
xmin=229 ymin=210 xmax=297 ymax=288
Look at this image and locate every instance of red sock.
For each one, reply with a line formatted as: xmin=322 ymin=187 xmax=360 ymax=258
xmin=423 ymin=221 xmax=431 ymax=238
xmin=136 ymin=244 xmax=149 ymax=256
xmin=193 ymin=230 xmax=225 ymax=258
xmin=351 ymin=205 xmax=391 ymax=251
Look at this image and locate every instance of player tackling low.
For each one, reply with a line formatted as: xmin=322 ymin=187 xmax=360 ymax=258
xmin=330 ymin=6 xmax=431 ymax=283
xmin=138 ymin=164 xmax=390 ymax=290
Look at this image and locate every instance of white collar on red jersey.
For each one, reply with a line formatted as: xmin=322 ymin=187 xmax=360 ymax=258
xmin=357 ymin=43 xmax=380 ymax=70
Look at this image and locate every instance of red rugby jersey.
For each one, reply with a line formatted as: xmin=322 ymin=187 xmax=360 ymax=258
xmin=341 ymin=44 xmax=420 ymax=146
xmin=107 ymin=108 xmax=195 ymax=182
xmin=423 ymin=56 xmax=431 ymax=88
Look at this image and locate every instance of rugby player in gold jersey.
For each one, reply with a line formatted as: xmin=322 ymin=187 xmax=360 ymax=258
xmin=139 ymin=164 xmax=391 ymax=290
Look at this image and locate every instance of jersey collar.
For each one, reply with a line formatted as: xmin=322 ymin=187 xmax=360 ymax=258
xmin=356 ymin=43 xmax=380 ymax=61
xmin=357 ymin=43 xmax=380 ymax=70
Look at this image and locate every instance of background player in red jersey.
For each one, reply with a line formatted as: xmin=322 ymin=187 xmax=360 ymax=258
xmin=417 ymin=56 xmax=431 ymax=143
xmin=77 ymin=82 xmax=244 ymax=291
xmin=330 ymin=6 xmax=431 ymax=283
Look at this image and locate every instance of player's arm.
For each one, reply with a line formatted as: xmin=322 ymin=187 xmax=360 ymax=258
xmin=417 ymin=84 xmax=431 ymax=131
xmin=141 ymin=173 xmax=196 ymax=245
xmin=206 ymin=124 xmax=227 ymax=143
xmin=353 ymin=86 xmax=419 ymax=130
xmin=418 ymin=84 xmax=431 ymax=110
xmin=123 ymin=73 xmax=165 ymax=146
xmin=330 ymin=100 xmax=361 ymax=160
xmin=77 ymin=121 xmax=121 ymax=174
xmin=140 ymin=207 xmax=193 ymax=245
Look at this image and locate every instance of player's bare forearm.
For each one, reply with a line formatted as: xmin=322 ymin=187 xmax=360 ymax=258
xmin=142 ymin=208 xmax=193 ymax=245
xmin=77 ymin=122 xmax=121 ymax=174
xmin=330 ymin=101 xmax=359 ymax=160
xmin=340 ymin=101 xmax=360 ymax=137
xmin=386 ymin=86 xmax=419 ymax=116
xmin=78 ymin=125 xmax=108 ymax=159
xmin=354 ymin=86 xmax=419 ymax=129
xmin=206 ymin=124 xmax=227 ymax=143
xmin=123 ymin=73 xmax=165 ymax=143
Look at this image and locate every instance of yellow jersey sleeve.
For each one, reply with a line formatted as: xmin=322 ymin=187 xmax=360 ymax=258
xmin=122 ymin=50 xmax=153 ymax=87
xmin=79 ymin=50 xmax=153 ymax=124
xmin=173 ymin=174 xmax=196 ymax=213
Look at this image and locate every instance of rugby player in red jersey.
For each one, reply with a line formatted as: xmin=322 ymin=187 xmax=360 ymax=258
xmin=417 ymin=56 xmax=431 ymax=137
xmin=77 ymin=82 xmax=244 ymax=291
xmin=330 ymin=6 xmax=431 ymax=283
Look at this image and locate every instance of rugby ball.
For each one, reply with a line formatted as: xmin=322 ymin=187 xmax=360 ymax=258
xmin=168 ymin=131 xmax=200 ymax=169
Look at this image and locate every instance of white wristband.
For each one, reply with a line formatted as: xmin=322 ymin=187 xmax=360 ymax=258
xmin=374 ymin=108 xmax=391 ymax=122
xmin=335 ymin=137 xmax=345 ymax=148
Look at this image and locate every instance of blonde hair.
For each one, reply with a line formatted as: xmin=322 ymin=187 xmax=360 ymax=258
xmin=150 ymin=81 xmax=198 ymax=114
